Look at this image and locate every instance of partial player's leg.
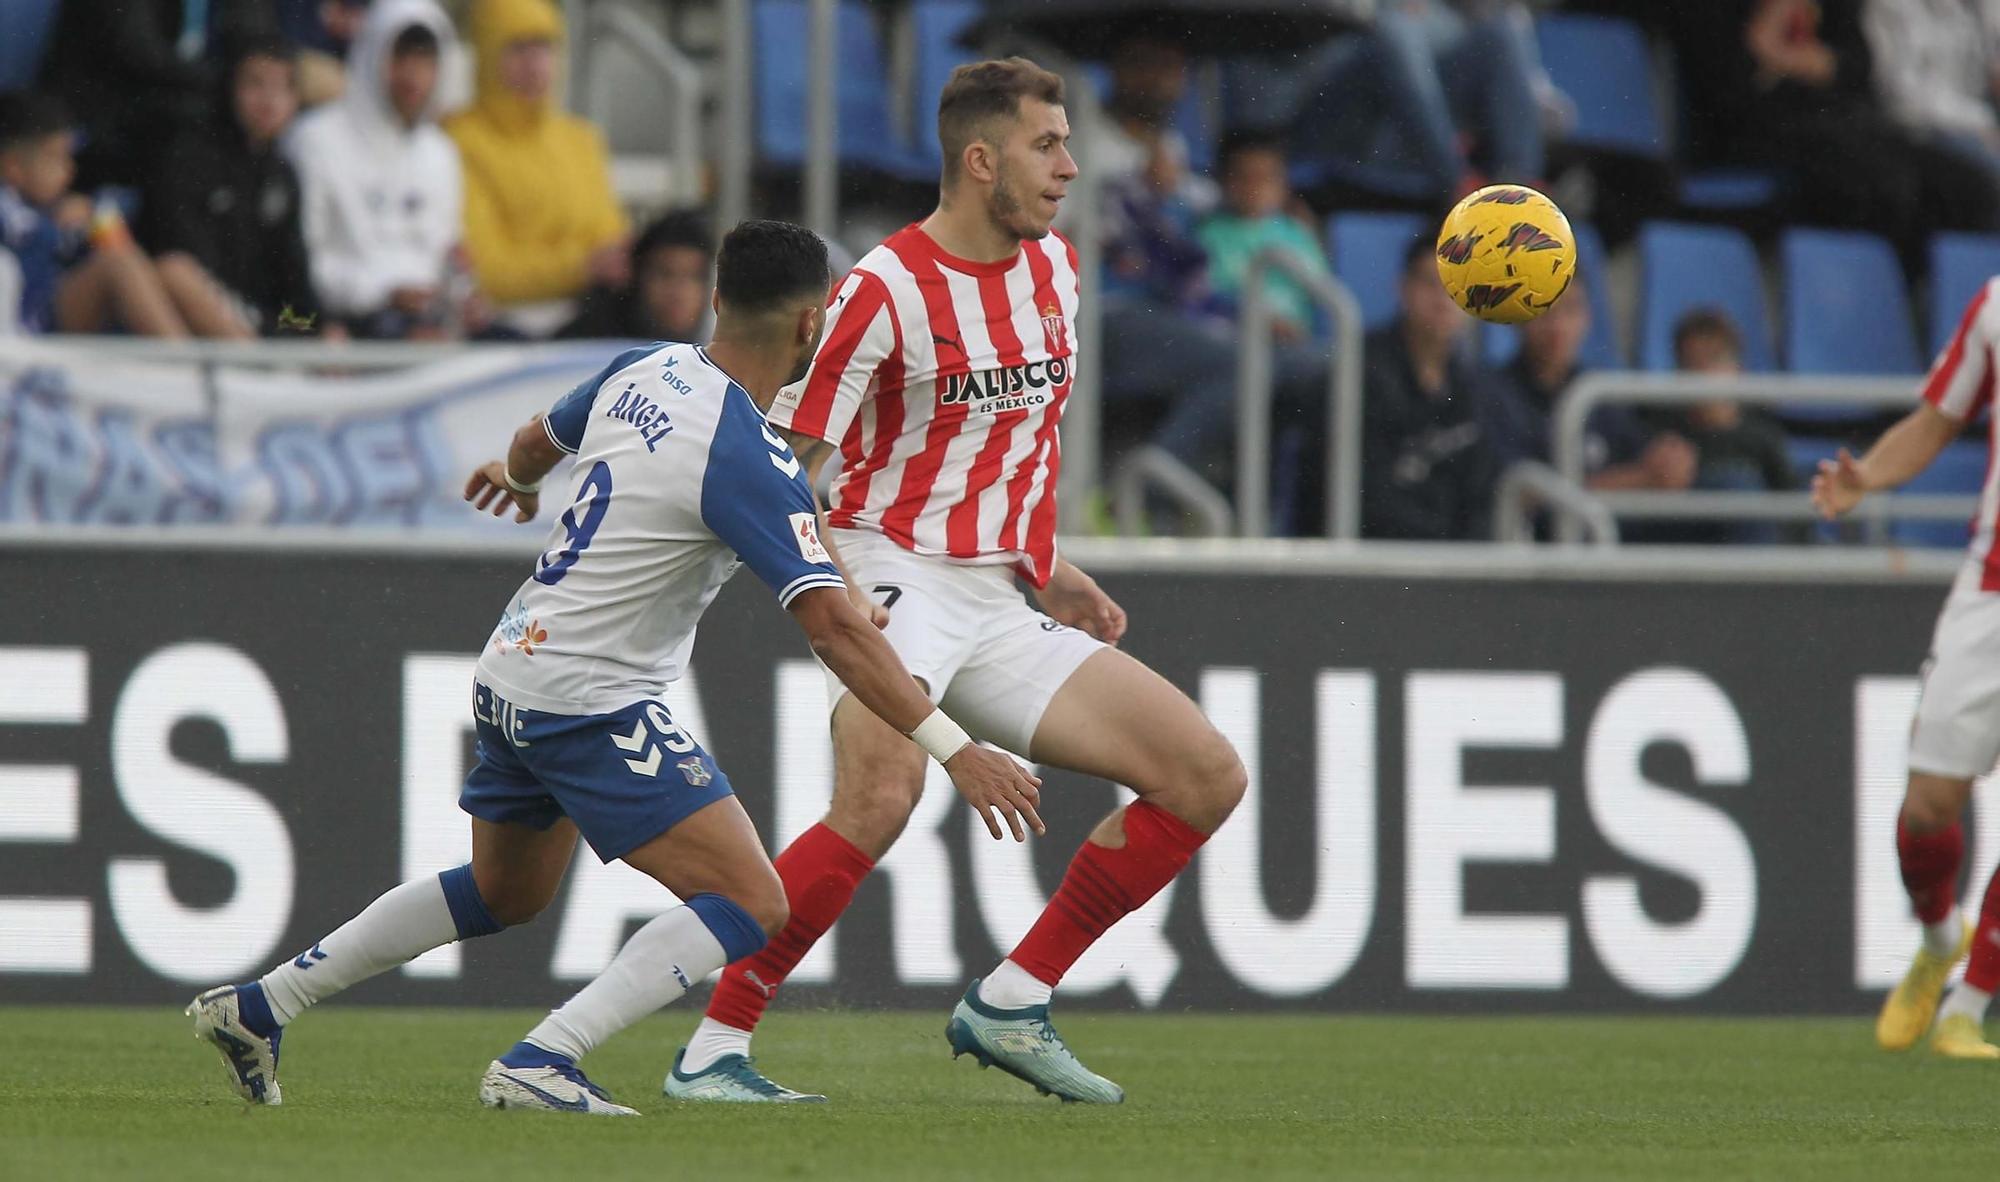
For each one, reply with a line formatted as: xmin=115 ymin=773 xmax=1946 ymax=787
xmin=673 ymin=692 xmax=929 ymax=1101
xmin=481 ymin=796 xmax=782 ymax=1115
xmin=1879 ymin=772 xmax=1975 ymax=1051
xmin=947 ymin=645 xmax=1245 ymax=1104
xmin=188 ymin=817 xmax=569 ymax=1105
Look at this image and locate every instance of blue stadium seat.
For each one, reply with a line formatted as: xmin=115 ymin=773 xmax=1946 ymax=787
xmin=753 ymin=0 xmax=919 ymax=177
xmin=1927 ymin=233 xmax=2000 ymax=357
xmin=1482 ymin=222 xmax=1620 ymax=369
xmin=909 ymin=0 xmax=983 ymax=174
xmin=1326 ymin=211 xmax=1424 ymax=330
xmin=1782 ymin=227 xmax=1922 ymax=375
xmin=1535 ymin=14 xmax=1665 ymax=159
xmin=1636 ymin=221 xmax=1775 ymax=373
xmin=0 ymin=0 xmax=59 ymax=90
xmin=1890 ymin=441 xmax=1986 ymax=548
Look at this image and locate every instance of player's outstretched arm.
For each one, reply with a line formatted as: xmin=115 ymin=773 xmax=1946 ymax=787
xmin=465 ymin=414 xmax=565 ymax=523
xmin=790 ymin=587 xmax=1045 ymax=841
xmin=1032 ymin=557 xmax=1128 ymax=645
xmin=1812 ymin=403 xmax=1962 ymax=520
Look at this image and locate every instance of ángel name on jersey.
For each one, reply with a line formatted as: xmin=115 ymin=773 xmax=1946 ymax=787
xmin=941 ymin=356 xmax=1071 ymax=410
xmin=604 ymin=383 xmax=675 ymax=452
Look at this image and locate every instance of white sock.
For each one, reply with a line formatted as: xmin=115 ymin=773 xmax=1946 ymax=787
xmin=1924 ymin=907 xmax=1965 ymax=959
xmin=525 ymin=906 xmax=727 ymax=1062
xmin=1942 ymin=981 xmax=1994 ymax=1025
xmin=680 ymin=1017 xmax=754 ymax=1074
xmin=976 ymin=958 xmax=1054 ymax=1010
xmin=259 ymin=875 xmax=460 ymax=1024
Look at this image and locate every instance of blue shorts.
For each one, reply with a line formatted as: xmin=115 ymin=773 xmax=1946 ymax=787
xmin=459 ymin=681 xmax=735 ymax=862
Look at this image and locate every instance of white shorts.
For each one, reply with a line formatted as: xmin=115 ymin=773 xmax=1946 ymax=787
xmin=822 ymin=528 xmax=1104 ymax=755
xmin=1910 ymin=574 xmax=2000 ymax=779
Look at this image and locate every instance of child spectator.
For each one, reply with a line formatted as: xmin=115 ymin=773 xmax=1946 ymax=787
xmin=446 ymin=0 xmax=630 ymax=337
xmin=289 ymin=0 xmax=468 ymax=339
xmin=142 ymin=38 xmax=315 ymax=337
xmin=0 ymin=92 xmax=234 ymax=338
xmin=1662 ymin=306 xmax=1800 ymax=543
xmin=1196 ymin=128 xmax=1331 ymax=345
xmin=1360 ymin=236 xmax=1497 ymax=539
xmin=558 ymin=211 xmax=713 ymax=342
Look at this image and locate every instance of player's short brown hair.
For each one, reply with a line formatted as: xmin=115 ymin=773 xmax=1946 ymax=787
xmin=936 ymin=57 xmax=1064 ymax=185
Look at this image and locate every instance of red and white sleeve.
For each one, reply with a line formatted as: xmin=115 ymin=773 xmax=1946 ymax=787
xmin=1921 ymin=281 xmax=1998 ymax=423
xmin=768 ymin=269 xmax=898 ymax=445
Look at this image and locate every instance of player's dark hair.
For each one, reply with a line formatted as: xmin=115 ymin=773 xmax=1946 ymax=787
xmin=635 ymin=209 xmax=714 ymax=265
xmin=1215 ymin=127 xmax=1286 ymax=177
xmin=714 ymin=219 xmax=829 ymax=315
xmin=937 ymin=57 xmax=1064 ymax=185
xmin=1673 ymin=305 xmax=1743 ymax=359
xmin=392 ymin=23 xmax=442 ymax=58
xmin=0 ymin=91 xmax=73 ymax=155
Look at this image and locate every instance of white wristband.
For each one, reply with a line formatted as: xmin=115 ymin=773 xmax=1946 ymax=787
xmin=504 ymin=467 xmax=542 ymax=495
xmin=909 ymin=709 xmax=973 ymax=763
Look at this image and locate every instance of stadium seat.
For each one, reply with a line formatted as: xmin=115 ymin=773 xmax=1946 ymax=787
xmin=753 ymin=0 xmax=919 ymax=177
xmin=1636 ymin=221 xmax=1775 ymax=373
xmin=0 ymin=0 xmax=59 ymax=90
xmin=1781 ymin=227 xmax=1922 ymax=376
xmin=1327 ymin=211 xmax=1424 ymax=330
xmin=1890 ymin=441 xmax=1986 ymax=548
xmin=1534 ymin=14 xmax=1665 ymax=159
xmin=1482 ymin=222 xmax=1621 ymax=369
xmin=1927 ymin=232 xmax=2000 ymax=357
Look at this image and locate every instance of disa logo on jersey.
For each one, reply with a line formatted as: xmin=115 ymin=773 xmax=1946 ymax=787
xmin=941 ymin=357 xmax=1072 ymax=409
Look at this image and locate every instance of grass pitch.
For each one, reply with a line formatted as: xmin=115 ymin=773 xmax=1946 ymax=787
xmin=6 ymin=1006 xmax=2000 ymax=1180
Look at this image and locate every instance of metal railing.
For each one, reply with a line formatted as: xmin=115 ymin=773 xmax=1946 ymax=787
xmin=1233 ymin=249 xmax=1364 ymax=538
xmin=1492 ymin=461 xmax=1620 ymax=545
xmin=1550 ymin=372 xmax=1975 ymax=544
xmin=583 ymin=4 xmax=707 ymax=209
xmin=1111 ymin=446 xmax=1235 ymax=537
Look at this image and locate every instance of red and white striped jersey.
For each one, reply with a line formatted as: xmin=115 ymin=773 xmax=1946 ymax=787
xmin=767 ymin=223 xmax=1080 ymax=587
xmin=1921 ymin=278 xmax=2000 ymax=587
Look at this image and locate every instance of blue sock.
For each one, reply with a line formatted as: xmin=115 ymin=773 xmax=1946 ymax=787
xmin=684 ymin=893 xmax=767 ymax=963
xmin=438 ymin=864 xmax=504 ymax=939
xmin=501 ymin=1039 xmax=575 ymax=1070
xmin=234 ymin=982 xmax=279 ymax=1038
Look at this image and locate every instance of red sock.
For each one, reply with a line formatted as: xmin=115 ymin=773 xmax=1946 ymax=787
xmin=704 ymin=823 xmax=873 ymax=1032
xmin=1897 ymin=818 xmax=1964 ymax=923
xmin=1965 ymin=868 xmax=2000 ymax=992
xmin=1008 ymin=801 xmax=1207 ymax=987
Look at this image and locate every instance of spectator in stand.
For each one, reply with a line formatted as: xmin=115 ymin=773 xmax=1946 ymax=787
xmin=279 ymin=0 xmax=372 ymax=109
xmin=1361 ymin=236 xmax=1496 ymax=540
xmin=290 ymin=0 xmax=468 ymax=340
xmin=558 ymin=211 xmax=713 ymax=342
xmin=0 ymin=92 xmax=238 ymax=338
xmin=1197 ymin=129 xmax=1330 ymax=346
xmin=1477 ymin=271 xmax=1693 ymax=494
xmin=1670 ymin=0 xmax=1997 ymax=272
xmin=142 ymin=38 xmax=314 ymax=338
xmin=446 ymin=0 xmax=629 ymax=338
xmin=1863 ymin=0 xmax=2000 ymax=186
xmin=1662 ymin=307 xmax=1801 ymax=543
xmin=37 ymin=0 xmax=278 ymax=190
xmin=1091 ymin=32 xmax=1217 ymax=206
xmin=1285 ymin=0 xmax=1554 ymax=204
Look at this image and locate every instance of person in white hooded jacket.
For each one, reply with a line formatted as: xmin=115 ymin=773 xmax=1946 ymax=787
xmin=287 ymin=0 xmax=464 ymax=337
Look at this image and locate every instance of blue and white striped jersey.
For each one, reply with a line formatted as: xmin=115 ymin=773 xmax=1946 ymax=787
xmin=475 ymin=342 xmax=845 ymax=715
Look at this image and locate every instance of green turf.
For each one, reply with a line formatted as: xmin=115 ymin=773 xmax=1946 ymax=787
xmin=6 ymin=1006 xmax=2000 ymax=1181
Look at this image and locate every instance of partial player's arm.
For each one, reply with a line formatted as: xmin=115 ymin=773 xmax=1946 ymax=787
xmin=776 ymin=425 xmax=888 ymax=627
xmin=465 ymin=414 xmax=566 ymax=523
xmin=1812 ymin=403 xmax=1963 ymax=520
xmin=791 ymin=588 xmax=1044 ymax=841
xmin=1033 ymin=556 xmax=1128 ymax=645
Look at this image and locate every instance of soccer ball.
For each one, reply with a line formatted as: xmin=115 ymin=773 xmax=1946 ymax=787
xmin=1434 ymin=184 xmax=1576 ymax=324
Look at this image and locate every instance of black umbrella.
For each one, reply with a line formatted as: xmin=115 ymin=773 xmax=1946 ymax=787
xmin=963 ymin=0 xmax=1373 ymax=61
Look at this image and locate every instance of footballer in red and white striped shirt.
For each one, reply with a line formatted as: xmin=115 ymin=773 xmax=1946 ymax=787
xmin=1817 ymin=277 xmax=2000 ymax=1058
xmin=670 ymin=58 xmax=1247 ymax=1107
